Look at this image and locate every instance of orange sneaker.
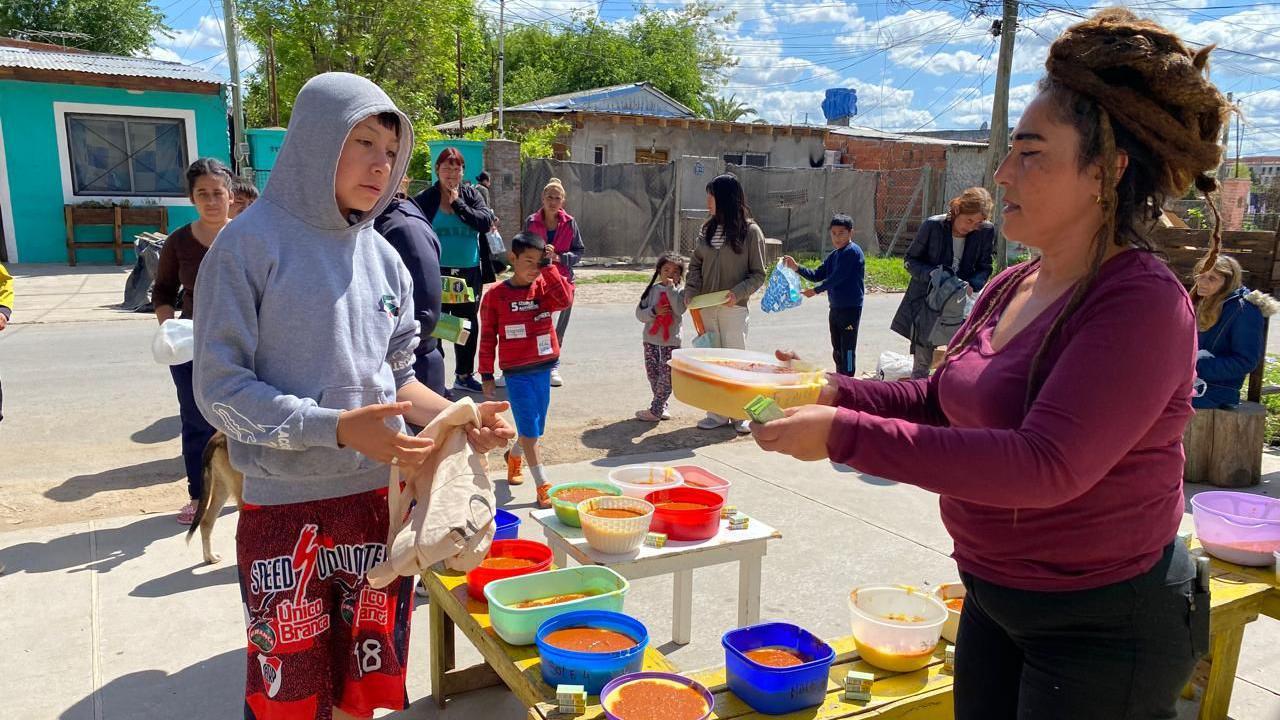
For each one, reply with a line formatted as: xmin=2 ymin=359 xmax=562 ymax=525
xmin=505 ymin=450 xmax=525 ymax=485
xmin=536 ymin=484 xmax=552 ymax=509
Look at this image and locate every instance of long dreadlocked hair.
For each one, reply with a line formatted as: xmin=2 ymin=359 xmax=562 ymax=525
xmin=943 ymin=8 xmax=1232 ymax=409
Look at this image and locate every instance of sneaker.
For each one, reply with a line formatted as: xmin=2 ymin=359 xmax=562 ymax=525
xmin=536 ymin=484 xmax=552 ymax=509
xmin=453 ymin=375 xmax=484 ymax=394
xmin=495 ymin=374 xmax=506 ymax=388
xmin=635 ymin=409 xmax=661 ymax=423
xmin=660 ymin=408 xmax=672 ymax=420
xmin=550 ymin=368 xmax=564 ymax=387
xmin=177 ymin=499 xmax=198 ymax=525
xmin=696 ymin=415 xmax=730 ymax=430
xmin=734 ymin=420 xmax=752 ymax=434
xmin=505 ymin=450 xmax=525 ymax=485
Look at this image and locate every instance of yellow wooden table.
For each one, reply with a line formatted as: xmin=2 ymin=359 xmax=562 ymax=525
xmin=529 ymin=635 xmax=954 ymax=720
xmin=1190 ymin=547 xmax=1279 ymax=720
xmin=422 ymin=568 xmax=677 ymax=710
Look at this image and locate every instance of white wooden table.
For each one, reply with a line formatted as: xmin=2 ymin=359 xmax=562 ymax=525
xmin=530 ymin=509 xmax=781 ymax=645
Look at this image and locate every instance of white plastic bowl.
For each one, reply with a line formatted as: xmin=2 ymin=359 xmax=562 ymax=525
xmin=933 ymin=582 xmax=966 ymax=644
xmin=848 ymin=585 xmax=947 ymax=672
xmin=578 ymin=496 xmax=655 ymax=554
xmin=607 ymin=465 xmax=684 ymax=499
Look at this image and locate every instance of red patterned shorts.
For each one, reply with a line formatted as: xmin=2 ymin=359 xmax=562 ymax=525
xmin=236 ymin=487 xmax=413 ymax=719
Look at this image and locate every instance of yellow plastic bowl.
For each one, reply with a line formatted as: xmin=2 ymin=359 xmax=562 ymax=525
xmin=670 ymin=348 xmax=825 ymax=420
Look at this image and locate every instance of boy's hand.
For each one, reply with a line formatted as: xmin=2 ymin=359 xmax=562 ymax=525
xmin=802 ymin=288 xmax=817 ymax=298
xmin=469 ymin=401 xmax=515 ymax=453
xmin=750 ymin=405 xmax=838 ymax=462
xmin=482 ymin=379 xmax=496 ymax=400
xmin=337 ymin=402 xmax=435 ymax=468
xmin=723 ymin=290 xmax=737 ymax=306
xmin=545 ymin=247 xmax=560 ymax=266
xmin=782 ymin=255 xmax=798 ymax=270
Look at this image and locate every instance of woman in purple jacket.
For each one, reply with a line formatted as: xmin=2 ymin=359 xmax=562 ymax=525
xmin=752 ymin=10 xmax=1231 ymax=719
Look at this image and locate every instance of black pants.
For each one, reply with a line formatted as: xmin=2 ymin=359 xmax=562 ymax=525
xmin=169 ymin=361 xmax=216 ymax=500
xmin=828 ymin=305 xmax=862 ymax=377
xmin=955 ymin=542 xmax=1208 ymax=720
xmin=441 ymin=265 xmax=484 ymax=377
xmin=414 ymin=339 xmax=447 ymax=398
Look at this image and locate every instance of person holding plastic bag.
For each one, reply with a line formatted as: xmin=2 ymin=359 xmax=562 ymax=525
xmin=783 ymin=213 xmax=865 ymax=376
xmin=153 ymin=158 xmax=234 ymax=524
xmin=682 ymin=173 xmax=767 ymax=433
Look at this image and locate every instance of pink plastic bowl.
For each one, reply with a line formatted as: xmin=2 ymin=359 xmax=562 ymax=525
xmin=1190 ymin=491 xmax=1280 ymax=567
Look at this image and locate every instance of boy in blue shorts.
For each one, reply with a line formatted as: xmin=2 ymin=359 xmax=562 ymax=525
xmin=480 ymin=232 xmax=574 ymax=506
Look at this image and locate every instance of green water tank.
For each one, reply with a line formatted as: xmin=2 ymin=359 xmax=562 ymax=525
xmin=246 ymin=128 xmax=288 ymax=171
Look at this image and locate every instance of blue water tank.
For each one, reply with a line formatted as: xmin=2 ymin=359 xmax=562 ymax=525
xmin=821 ymin=89 xmax=858 ymax=123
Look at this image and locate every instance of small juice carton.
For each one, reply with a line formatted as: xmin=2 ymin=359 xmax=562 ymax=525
xmin=557 ymin=684 xmax=586 ymax=714
xmin=844 ymin=670 xmax=873 ymax=702
xmin=944 ymin=644 xmax=956 ymax=673
xmin=644 ymin=532 xmax=668 ymax=548
xmin=721 ymin=504 xmax=738 ymax=519
xmin=744 ymin=394 xmax=786 ymax=424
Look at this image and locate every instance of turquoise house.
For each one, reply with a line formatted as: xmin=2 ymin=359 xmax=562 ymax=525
xmin=0 ymin=38 xmax=229 ymax=264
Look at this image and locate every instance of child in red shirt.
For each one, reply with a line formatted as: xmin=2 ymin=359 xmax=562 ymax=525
xmin=481 ymin=233 xmax=574 ymax=505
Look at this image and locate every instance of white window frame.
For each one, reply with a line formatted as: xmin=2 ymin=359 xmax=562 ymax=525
xmin=53 ymin=102 xmax=199 ymax=207
xmin=593 ymin=145 xmax=607 ymax=165
xmin=0 ymin=116 xmax=17 ymax=262
xmin=723 ymin=151 xmax=769 ymax=168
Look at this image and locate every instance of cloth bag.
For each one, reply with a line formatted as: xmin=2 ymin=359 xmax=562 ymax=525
xmin=366 ymin=397 xmax=496 ymax=589
xmin=760 ymin=260 xmax=804 ymax=313
xmin=924 ymin=267 xmax=974 ymax=348
xmin=151 ymin=318 xmax=194 ymax=365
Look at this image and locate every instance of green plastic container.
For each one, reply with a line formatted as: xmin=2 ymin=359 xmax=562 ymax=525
xmin=549 ymin=481 xmax=622 ymax=527
xmin=484 ymin=566 xmax=630 ymax=646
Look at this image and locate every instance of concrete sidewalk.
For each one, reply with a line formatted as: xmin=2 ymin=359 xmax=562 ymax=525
xmin=3 ymin=264 xmax=148 ymax=325
xmin=2 ymin=445 xmax=1277 ymax=719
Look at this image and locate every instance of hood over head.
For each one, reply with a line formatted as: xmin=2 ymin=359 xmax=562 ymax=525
xmin=262 ymin=72 xmax=412 ymax=231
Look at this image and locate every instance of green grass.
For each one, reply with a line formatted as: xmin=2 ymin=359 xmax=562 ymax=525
xmin=575 ymin=272 xmax=652 ymax=285
xmin=794 ymin=253 xmax=911 ymax=292
xmin=1261 ymin=354 xmax=1280 ymax=445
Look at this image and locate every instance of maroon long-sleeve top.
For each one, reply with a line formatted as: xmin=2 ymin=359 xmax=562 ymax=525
xmin=828 ymin=250 xmax=1196 ymax=591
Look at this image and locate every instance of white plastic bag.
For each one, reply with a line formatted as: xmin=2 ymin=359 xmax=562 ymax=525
xmin=875 ymin=351 xmax=913 ymax=381
xmin=151 ymin=319 xmax=194 ymax=365
xmin=486 ymin=230 xmax=506 ymax=257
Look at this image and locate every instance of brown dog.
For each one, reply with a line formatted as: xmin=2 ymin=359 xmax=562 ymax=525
xmin=185 ymin=432 xmax=243 ymax=564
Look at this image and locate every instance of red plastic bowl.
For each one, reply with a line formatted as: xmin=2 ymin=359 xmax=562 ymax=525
xmin=644 ymin=487 xmax=725 ymax=541
xmin=466 ymin=539 xmax=553 ymax=601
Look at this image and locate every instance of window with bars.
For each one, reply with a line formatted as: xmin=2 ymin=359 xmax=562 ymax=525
xmin=66 ymin=113 xmax=189 ymax=197
xmin=723 ymin=152 xmax=768 ymax=168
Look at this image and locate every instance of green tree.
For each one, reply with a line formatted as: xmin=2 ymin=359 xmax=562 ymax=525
xmin=237 ymin=0 xmax=492 ymax=129
xmin=501 ymin=2 xmax=735 ymax=112
xmin=700 ymin=93 xmax=756 ymax=122
xmin=0 ymin=0 xmax=166 ymax=56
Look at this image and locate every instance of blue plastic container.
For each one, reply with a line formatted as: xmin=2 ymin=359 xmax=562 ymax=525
xmin=536 ymin=610 xmax=648 ymax=694
xmin=722 ymin=622 xmax=835 ymax=714
xmin=494 ymin=509 xmax=520 ymax=541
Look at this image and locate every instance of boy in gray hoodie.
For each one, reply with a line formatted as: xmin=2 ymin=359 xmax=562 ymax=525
xmin=193 ymin=72 xmax=512 ymax=720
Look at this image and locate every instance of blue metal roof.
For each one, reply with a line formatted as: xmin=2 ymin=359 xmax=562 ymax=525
xmin=509 ymin=82 xmax=695 ymax=119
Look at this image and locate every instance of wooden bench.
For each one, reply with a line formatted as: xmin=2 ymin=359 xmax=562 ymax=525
xmin=421 ymin=568 xmax=676 ymax=710
xmin=1183 ymin=402 xmax=1266 ymax=487
xmin=64 ymin=204 xmax=168 ymax=266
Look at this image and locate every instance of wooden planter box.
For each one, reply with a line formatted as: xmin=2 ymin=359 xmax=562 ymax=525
xmin=64 ymin=204 xmax=169 ymax=266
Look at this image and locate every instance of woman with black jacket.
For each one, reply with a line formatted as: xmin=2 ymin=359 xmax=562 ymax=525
xmin=414 ymin=147 xmax=497 ymax=395
xmin=891 ymin=186 xmax=996 ymax=378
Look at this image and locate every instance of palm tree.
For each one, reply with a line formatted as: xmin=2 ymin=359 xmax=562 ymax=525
xmin=701 ymin=93 xmax=758 ymax=122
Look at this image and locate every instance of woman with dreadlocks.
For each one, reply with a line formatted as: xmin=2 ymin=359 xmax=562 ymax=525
xmin=752 ymin=9 xmax=1230 ymax=718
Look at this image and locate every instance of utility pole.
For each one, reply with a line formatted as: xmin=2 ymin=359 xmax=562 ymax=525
xmin=266 ymin=26 xmax=279 ymax=127
xmin=1235 ymin=99 xmax=1242 ymax=177
xmin=498 ymin=0 xmax=506 ymax=138
xmin=456 ymin=32 xmax=465 ymax=134
xmin=222 ymin=0 xmax=247 ymax=175
xmin=983 ymin=0 xmax=1018 ymax=270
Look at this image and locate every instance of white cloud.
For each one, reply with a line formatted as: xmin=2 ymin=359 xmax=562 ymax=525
xmin=144 ymin=15 xmax=260 ymax=79
xmin=769 ymin=1 xmax=860 ymax=27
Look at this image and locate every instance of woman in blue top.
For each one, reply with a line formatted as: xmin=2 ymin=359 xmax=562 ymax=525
xmin=414 ymin=147 xmax=497 ymax=395
xmin=1192 ymin=255 xmax=1277 ymax=409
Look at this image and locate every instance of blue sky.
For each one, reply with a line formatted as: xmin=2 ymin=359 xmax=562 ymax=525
xmin=148 ymin=0 xmax=1280 ymax=156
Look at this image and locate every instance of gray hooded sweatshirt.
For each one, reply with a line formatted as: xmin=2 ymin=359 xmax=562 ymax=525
xmin=194 ymin=72 xmax=417 ymax=505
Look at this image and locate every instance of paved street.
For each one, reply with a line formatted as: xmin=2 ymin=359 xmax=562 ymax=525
xmin=0 ymin=264 xmax=1277 ymax=719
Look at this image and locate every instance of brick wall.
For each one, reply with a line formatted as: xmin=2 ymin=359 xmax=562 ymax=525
xmin=1220 ymin=178 xmax=1251 ymax=231
xmin=825 ymin=136 xmax=949 ymax=251
xmin=483 ymin=139 xmax=522 ymax=232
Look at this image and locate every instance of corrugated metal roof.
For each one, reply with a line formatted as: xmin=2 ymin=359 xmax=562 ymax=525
xmin=435 ymin=82 xmax=696 ymax=131
xmin=0 ymin=45 xmax=224 ymax=85
xmin=830 ymin=125 xmax=987 ymax=147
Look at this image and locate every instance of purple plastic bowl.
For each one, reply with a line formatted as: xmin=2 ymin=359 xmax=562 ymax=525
xmin=1190 ymin=491 xmax=1280 ymax=567
xmin=599 ymin=671 xmax=714 ymax=720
